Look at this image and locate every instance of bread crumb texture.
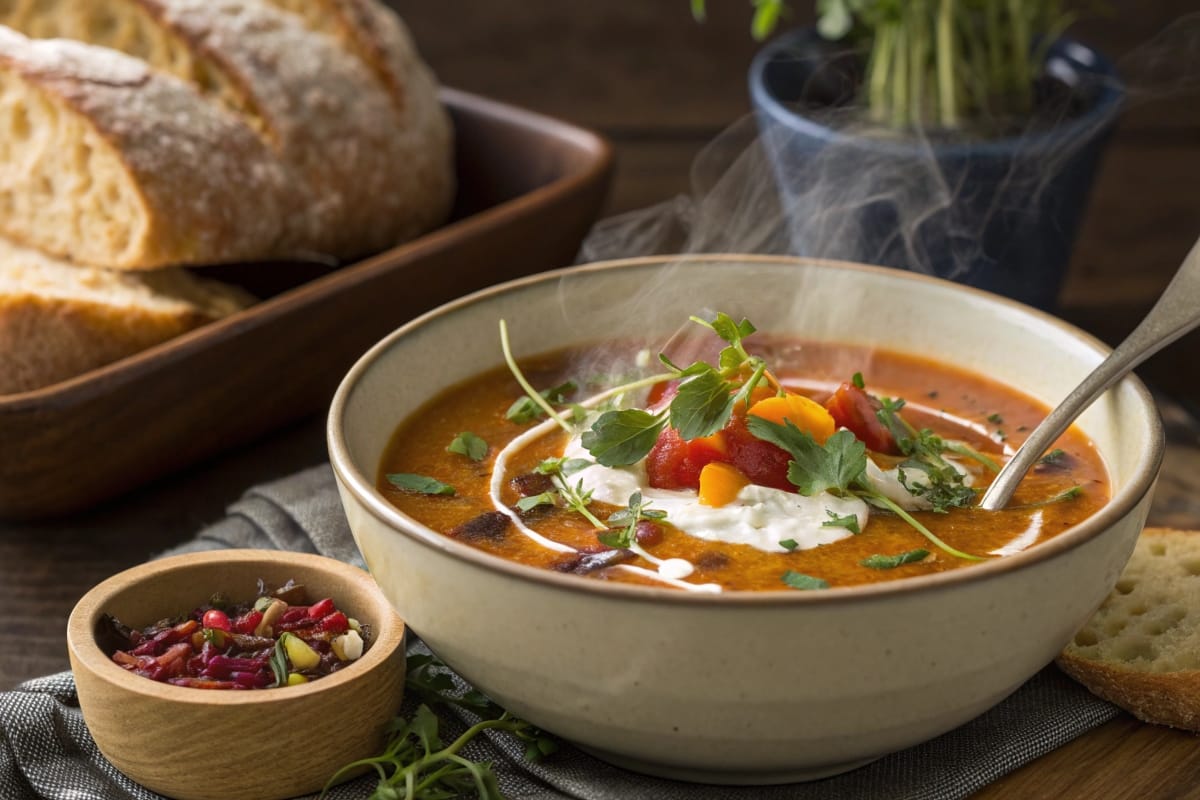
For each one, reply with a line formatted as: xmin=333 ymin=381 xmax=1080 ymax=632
xmin=1058 ymin=527 xmax=1200 ymax=731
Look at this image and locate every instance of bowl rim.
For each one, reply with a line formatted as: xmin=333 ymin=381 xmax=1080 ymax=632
xmin=67 ymin=549 xmax=406 ymax=704
xmin=328 ymin=253 xmax=1164 ymax=607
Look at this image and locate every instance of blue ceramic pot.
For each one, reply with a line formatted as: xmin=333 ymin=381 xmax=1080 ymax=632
xmin=749 ymin=28 xmax=1124 ymax=310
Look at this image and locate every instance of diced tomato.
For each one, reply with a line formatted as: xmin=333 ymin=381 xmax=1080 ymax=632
xmin=824 ymin=382 xmax=899 ymax=454
xmin=645 ymin=380 xmax=679 ymax=409
xmin=723 ymin=414 xmax=794 ymax=491
xmin=645 ymin=427 xmax=727 ymax=490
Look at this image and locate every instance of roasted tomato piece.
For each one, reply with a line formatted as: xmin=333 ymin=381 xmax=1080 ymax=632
xmin=723 ymin=413 xmax=794 ymax=492
xmin=824 ymin=382 xmax=899 ymax=454
xmin=645 ymin=426 xmax=727 ymax=490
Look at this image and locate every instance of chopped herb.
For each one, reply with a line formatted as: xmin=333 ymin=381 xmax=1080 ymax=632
xmin=446 ymin=431 xmax=488 ymax=461
xmin=851 ymin=372 xmax=865 ymax=389
xmin=1038 ymin=448 xmax=1067 ymax=465
xmin=599 ymin=491 xmax=666 ymax=549
xmin=515 ymin=492 xmax=558 ymax=512
xmin=782 ymin=571 xmax=830 ymax=590
xmin=1013 ymin=485 xmax=1084 ymax=509
xmin=861 ymin=549 xmax=930 ymax=570
xmin=534 ymin=457 xmax=592 ymax=477
xmin=386 ymin=473 xmax=456 ymax=496
xmin=779 ymin=538 xmax=799 ymax=551
xmin=505 ymin=380 xmax=578 ymax=424
xmin=987 ymin=413 xmax=1004 ymax=424
xmin=269 ymin=637 xmax=288 ymax=688
xmin=822 ymin=510 xmax=861 ymax=534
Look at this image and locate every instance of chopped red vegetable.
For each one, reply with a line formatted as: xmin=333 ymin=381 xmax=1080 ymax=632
xmin=102 ymin=580 xmax=371 ymax=690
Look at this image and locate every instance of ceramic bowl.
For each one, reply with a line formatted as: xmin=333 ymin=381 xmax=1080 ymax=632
xmin=67 ymin=549 xmax=406 ymax=800
xmin=327 ymin=255 xmax=1162 ymax=784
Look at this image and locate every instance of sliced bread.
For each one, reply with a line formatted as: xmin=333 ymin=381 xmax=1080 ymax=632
xmin=0 ymin=239 xmax=253 ymax=394
xmin=0 ymin=0 xmax=455 ymax=262
xmin=0 ymin=26 xmax=291 ymax=270
xmin=1057 ymin=527 xmax=1200 ymax=731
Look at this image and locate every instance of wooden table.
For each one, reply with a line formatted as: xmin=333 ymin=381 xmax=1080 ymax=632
xmin=3 ymin=2 xmax=1199 ymax=798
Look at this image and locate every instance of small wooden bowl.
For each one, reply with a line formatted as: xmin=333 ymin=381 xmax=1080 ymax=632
xmin=67 ymin=550 xmax=406 ymax=800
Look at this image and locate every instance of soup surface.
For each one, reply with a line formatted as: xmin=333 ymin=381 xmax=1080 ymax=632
xmin=378 ymin=325 xmax=1108 ymax=593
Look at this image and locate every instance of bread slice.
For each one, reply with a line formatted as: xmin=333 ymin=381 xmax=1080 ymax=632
xmin=1 ymin=0 xmax=455 ymax=262
xmin=0 ymin=238 xmax=253 ymax=394
xmin=1057 ymin=527 xmax=1200 ymax=731
xmin=0 ymin=26 xmax=291 ymax=270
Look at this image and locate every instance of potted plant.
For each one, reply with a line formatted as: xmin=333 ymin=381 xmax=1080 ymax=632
xmin=693 ymin=1 xmax=1124 ymax=310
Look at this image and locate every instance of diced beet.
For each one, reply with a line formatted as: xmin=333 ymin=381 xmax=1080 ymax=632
xmin=231 ymin=610 xmax=263 ymax=635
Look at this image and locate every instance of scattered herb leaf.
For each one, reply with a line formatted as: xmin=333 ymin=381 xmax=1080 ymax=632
xmin=506 ymin=380 xmax=578 ymax=424
xmin=861 ymin=549 xmax=930 ymax=570
xmin=1038 ymin=448 xmax=1067 ymax=465
xmin=779 ymin=538 xmax=799 ymax=551
xmin=386 ymin=473 xmax=456 ymax=496
xmin=516 ymin=492 xmax=558 ymax=512
xmin=447 ymin=431 xmax=488 ymax=461
xmin=987 ymin=413 xmax=1004 ymax=425
xmin=851 ymin=372 xmax=865 ymax=389
xmin=599 ymin=491 xmax=667 ymax=549
xmin=781 ymin=571 xmax=830 ymax=590
xmin=822 ymin=510 xmax=861 ymax=534
xmin=580 ymin=409 xmax=666 ymax=467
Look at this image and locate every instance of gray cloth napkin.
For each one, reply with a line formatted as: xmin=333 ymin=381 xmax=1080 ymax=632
xmin=0 ymin=465 xmax=1121 ymax=800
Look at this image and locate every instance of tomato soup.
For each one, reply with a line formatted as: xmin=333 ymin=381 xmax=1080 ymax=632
xmin=378 ymin=328 xmax=1108 ymax=593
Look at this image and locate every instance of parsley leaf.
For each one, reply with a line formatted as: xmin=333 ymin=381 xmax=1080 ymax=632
xmin=516 ymin=492 xmax=558 ymax=512
xmin=581 ymin=409 xmax=666 ymax=467
xmin=670 ymin=369 xmax=735 ymax=440
xmin=506 ymin=380 xmax=578 ymax=424
xmin=781 ymin=571 xmax=830 ymax=590
xmin=779 ymin=538 xmax=799 ymax=551
xmin=746 ymin=418 xmax=866 ymax=496
xmin=446 ymin=431 xmax=488 ymax=461
xmin=822 ymin=510 xmax=861 ymax=533
xmin=386 ymin=473 xmax=456 ymax=496
xmin=861 ymin=549 xmax=930 ymax=569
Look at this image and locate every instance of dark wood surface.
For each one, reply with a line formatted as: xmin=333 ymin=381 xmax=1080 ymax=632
xmin=3 ymin=3 xmax=1199 ymax=799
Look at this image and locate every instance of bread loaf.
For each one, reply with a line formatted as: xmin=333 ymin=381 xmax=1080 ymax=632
xmin=0 ymin=0 xmax=455 ymax=263
xmin=0 ymin=26 xmax=291 ymax=270
xmin=0 ymin=239 xmax=253 ymax=394
xmin=1057 ymin=527 xmax=1200 ymax=731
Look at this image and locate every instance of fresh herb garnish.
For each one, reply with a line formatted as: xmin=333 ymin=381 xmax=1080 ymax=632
xmin=269 ymin=637 xmax=288 ymax=688
xmin=1038 ymin=448 xmax=1067 ymax=466
xmin=822 ymin=510 xmax=861 ymax=534
xmin=987 ymin=413 xmax=1004 ymax=424
xmin=580 ymin=409 xmax=667 ymax=468
xmin=506 ymin=380 xmax=578 ymax=424
xmin=515 ymin=491 xmax=558 ymax=512
xmin=447 ymin=431 xmax=488 ymax=461
xmin=851 ymin=372 xmax=865 ymax=389
xmin=530 ymin=458 xmax=606 ymax=528
xmin=598 ymin=491 xmax=667 ymax=549
xmin=781 ymin=571 xmax=830 ymax=590
xmin=861 ymin=549 xmax=930 ymax=570
xmin=779 ymin=538 xmax=799 ymax=551
xmin=323 ymin=653 xmax=556 ymax=800
xmin=386 ymin=473 xmax=456 ymax=496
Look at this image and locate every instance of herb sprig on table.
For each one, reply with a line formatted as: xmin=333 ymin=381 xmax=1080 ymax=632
xmin=322 ymin=654 xmax=556 ymax=800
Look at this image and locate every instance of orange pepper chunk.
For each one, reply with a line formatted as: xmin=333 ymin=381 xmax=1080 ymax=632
xmin=698 ymin=461 xmax=751 ymax=508
xmin=747 ymin=393 xmax=836 ymax=444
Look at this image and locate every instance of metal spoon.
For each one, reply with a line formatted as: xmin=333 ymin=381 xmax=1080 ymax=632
xmin=979 ymin=235 xmax=1200 ymax=511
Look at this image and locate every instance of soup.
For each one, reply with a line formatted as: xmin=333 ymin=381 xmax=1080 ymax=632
xmin=378 ymin=315 xmax=1108 ymax=593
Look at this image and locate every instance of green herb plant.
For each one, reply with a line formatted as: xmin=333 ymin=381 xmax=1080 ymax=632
xmin=322 ymin=653 xmax=556 ymax=800
xmin=692 ymin=0 xmax=1078 ymax=135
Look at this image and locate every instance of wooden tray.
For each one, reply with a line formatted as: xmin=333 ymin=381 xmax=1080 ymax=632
xmin=0 ymin=88 xmax=613 ymax=520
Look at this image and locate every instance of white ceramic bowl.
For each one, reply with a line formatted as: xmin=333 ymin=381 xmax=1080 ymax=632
xmin=328 ymin=255 xmax=1162 ymax=784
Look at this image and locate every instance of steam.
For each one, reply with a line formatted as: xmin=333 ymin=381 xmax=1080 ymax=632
xmin=579 ymin=14 xmax=1200 ymax=310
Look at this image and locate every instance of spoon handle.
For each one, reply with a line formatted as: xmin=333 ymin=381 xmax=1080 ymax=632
xmin=979 ymin=236 xmax=1200 ymax=511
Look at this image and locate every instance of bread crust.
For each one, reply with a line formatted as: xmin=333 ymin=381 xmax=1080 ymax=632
xmin=1056 ymin=527 xmax=1200 ymax=731
xmin=0 ymin=0 xmax=455 ymax=262
xmin=0 ymin=240 xmax=254 ymax=394
xmin=0 ymin=28 xmax=291 ymax=270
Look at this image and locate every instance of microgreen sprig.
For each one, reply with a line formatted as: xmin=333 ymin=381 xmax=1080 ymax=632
xmin=599 ymin=491 xmax=667 ymax=550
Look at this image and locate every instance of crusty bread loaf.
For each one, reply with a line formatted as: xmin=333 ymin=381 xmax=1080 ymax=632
xmin=0 ymin=26 xmax=291 ymax=270
xmin=1057 ymin=527 xmax=1200 ymax=731
xmin=0 ymin=239 xmax=254 ymax=394
xmin=0 ymin=0 xmax=454 ymax=262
